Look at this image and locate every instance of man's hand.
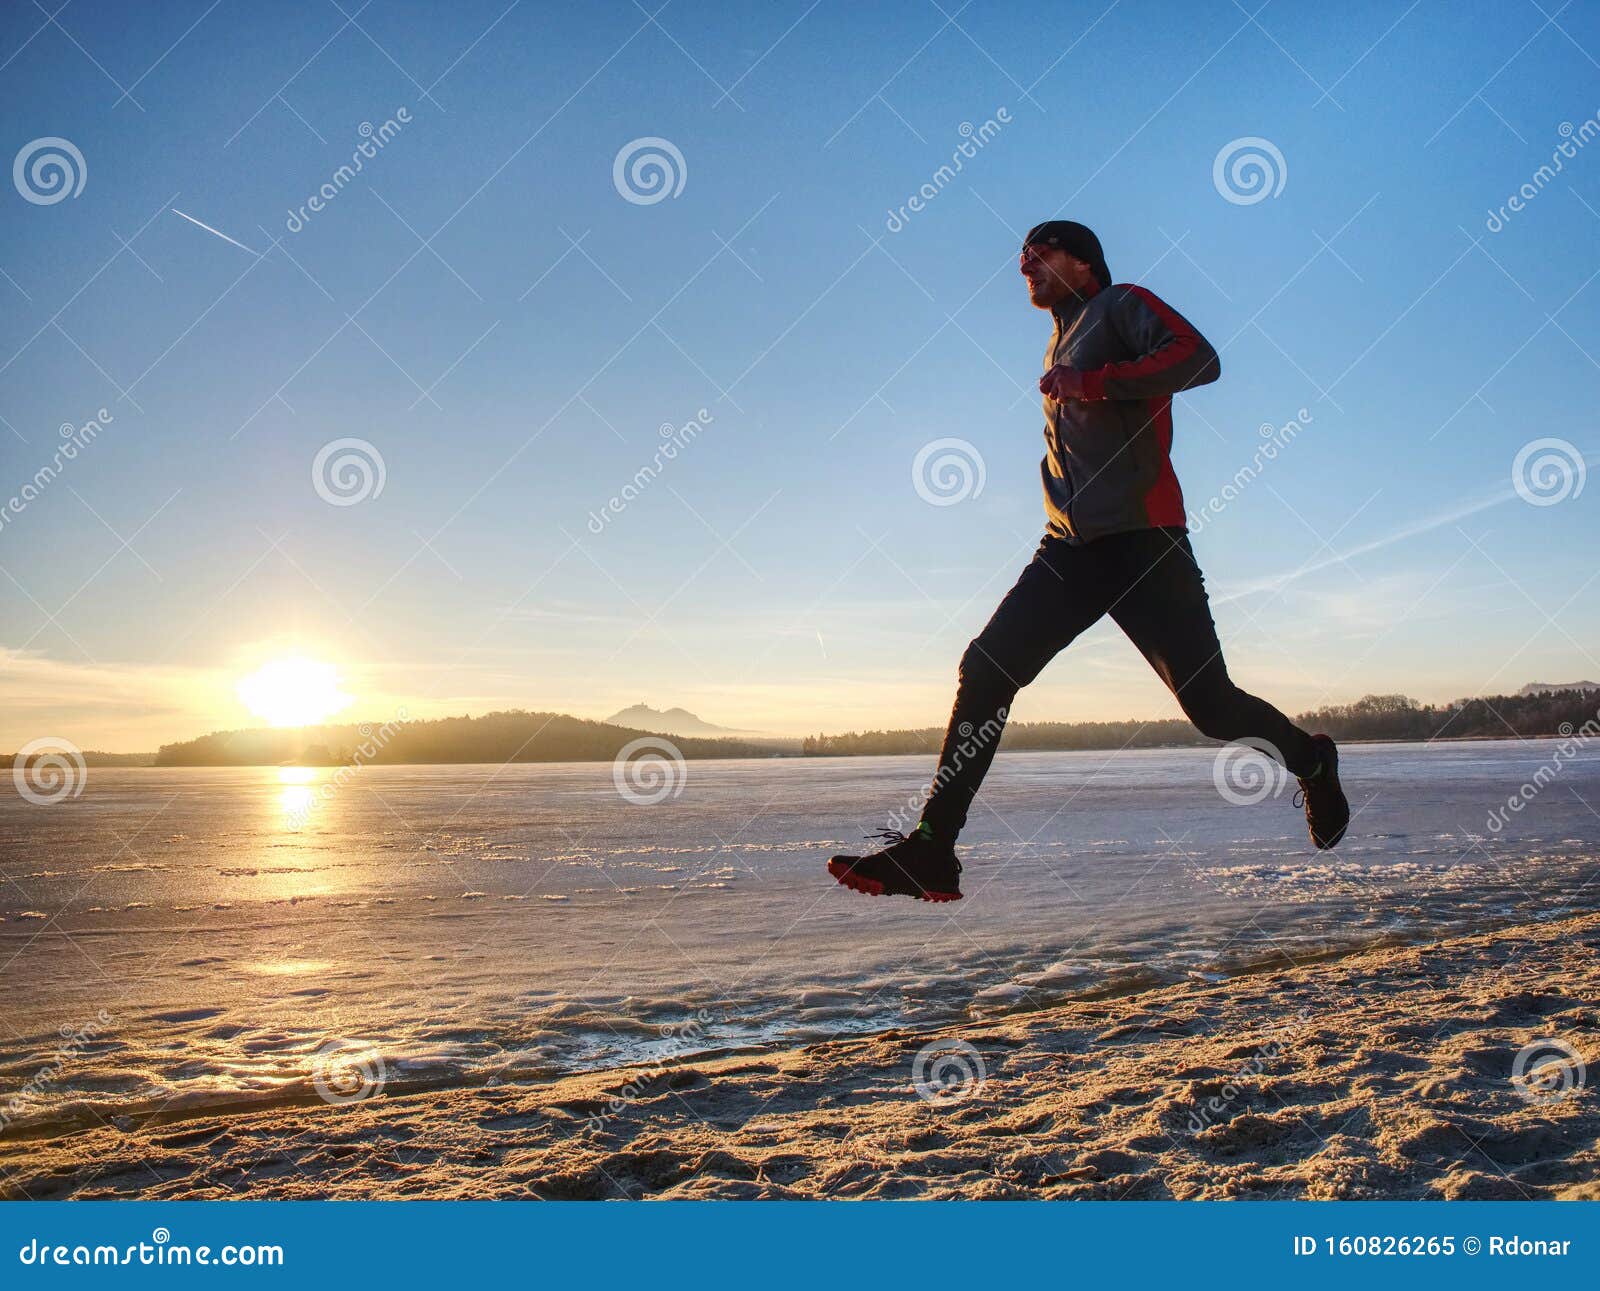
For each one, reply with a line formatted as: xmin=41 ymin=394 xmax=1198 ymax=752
xmin=1040 ymin=365 xmax=1091 ymax=402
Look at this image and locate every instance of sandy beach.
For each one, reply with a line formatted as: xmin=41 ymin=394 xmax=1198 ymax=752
xmin=5 ymin=911 xmax=1595 ymax=1201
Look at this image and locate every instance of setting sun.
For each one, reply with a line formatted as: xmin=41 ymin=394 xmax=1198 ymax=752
xmin=236 ymin=657 xmax=352 ymax=728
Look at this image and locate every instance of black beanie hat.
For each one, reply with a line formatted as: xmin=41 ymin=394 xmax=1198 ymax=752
xmin=1023 ymin=220 xmax=1111 ymax=289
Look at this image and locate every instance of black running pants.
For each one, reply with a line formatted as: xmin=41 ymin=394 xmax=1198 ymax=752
xmin=919 ymin=527 xmax=1320 ymax=839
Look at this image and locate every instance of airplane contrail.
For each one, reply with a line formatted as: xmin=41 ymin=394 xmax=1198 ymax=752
xmin=169 ymin=207 xmax=257 ymax=256
xmin=1215 ymin=453 xmax=1600 ymax=605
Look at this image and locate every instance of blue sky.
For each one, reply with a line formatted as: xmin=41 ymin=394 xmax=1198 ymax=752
xmin=2 ymin=0 xmax=1598 ymax=750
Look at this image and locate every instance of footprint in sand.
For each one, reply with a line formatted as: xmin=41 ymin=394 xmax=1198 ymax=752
xmin=149 ymin=1007 xmax=225 ymax=1024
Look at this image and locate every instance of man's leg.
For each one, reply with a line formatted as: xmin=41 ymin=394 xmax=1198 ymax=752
xmin=1105 ymin=529 xmax=1321 ymax=777
xmin=918 ymin=538 xmax=1115 ymax=841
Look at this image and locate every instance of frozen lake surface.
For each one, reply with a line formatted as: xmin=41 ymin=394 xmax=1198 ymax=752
xmin=3 ymin=739 xmax=1597 ymax=1136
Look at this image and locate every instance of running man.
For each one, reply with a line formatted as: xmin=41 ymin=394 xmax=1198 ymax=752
xmin=828 ymin=220 xmax=1349 ymax=903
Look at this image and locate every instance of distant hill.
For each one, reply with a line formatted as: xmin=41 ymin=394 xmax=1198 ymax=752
xmin=1519 ymin=681 xmax=1600 ymax=696
xmin=153 ymin=709 xmax=777 ymax=767
xmin=602 ymin=703 xmax=740 ymax=738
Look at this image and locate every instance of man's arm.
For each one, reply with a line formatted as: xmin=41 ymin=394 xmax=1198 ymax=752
xmin=1042 ymin=285 xmax=1221 ymax=402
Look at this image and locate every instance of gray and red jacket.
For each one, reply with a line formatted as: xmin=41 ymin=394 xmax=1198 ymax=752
xmin=1040 ymin=283 xmax=1220 ymax=543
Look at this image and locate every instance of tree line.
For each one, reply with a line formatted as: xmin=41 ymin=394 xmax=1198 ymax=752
xmin=24 ymin=689 xmax=1595 ymax=768
xmin=801 ymin=689 xmax=1600 ymax=756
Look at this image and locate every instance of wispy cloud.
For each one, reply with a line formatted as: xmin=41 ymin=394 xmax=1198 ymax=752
xmin=0 ymin=648 xmax=231 ymax=751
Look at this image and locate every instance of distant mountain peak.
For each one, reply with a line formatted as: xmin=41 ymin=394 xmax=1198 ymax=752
xmin=603 ymin=703 xmax=735 ymax=737
xmin=1518 ymin=680 xmax=1600 ymax=696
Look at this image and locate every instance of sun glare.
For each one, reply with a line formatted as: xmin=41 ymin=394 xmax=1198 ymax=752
xmin=237 ymin=657 xmax=352 ymax=727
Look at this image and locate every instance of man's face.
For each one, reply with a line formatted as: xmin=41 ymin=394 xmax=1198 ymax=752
xmin=1020 ymin=243 xmax=1098 ymax=309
